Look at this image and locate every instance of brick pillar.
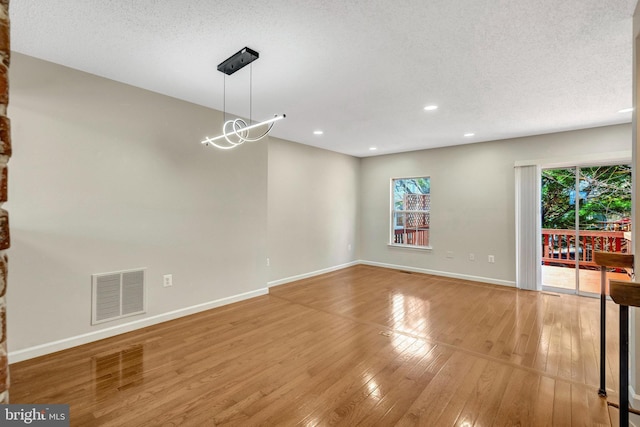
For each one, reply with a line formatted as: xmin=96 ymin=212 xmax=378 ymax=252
xmin=0 ymin=0 xmax=9 ymax=404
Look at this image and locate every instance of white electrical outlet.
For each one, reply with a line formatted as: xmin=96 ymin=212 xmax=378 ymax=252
xmin=446 ymin=251 xmax=454 ymax=259
xmin=266 ymin=258 xmax=270 ymax=267
xmin=348 ymin=244 xmax=352 ymax=251
xmin=488 ymin=255 xmax=495 ymax=263
xmin=163 ymin=274 xmax=173 ymax=287
xmin=469 ymin=253 xmax=475 ymax=261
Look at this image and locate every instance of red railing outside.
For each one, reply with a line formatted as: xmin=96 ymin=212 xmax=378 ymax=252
xmin=542 ymin=228 xmax=628 ymax=268
xmin=394 ymin=228 xmax=429 ymax=246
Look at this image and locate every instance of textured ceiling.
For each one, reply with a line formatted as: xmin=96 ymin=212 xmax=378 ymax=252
xmin=10 ymin=0 xmax=637 ymax=157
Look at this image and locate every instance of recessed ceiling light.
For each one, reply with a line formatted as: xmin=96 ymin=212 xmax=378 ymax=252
xmin=369 ymin=147 xmax=377 ymax=151
xmin=313 ymin=130 xmax=324 ymax=135
xmin=464 ymin=133 xmax=475 ymax=137
xmin=618 ymin=108 xmax=634 ymax=113
xmin=424 ymin=105 xmax=438 ymax=111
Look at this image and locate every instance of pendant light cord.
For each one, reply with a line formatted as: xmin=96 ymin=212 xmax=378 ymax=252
xmin=224 ymin=64 xmax=252 ymax=124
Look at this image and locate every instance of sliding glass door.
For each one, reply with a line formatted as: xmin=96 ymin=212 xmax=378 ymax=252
xmin=541 ymin=165 xmax=631 ymax=295
xmin=541 ymin=167 xmax=578 ymax=292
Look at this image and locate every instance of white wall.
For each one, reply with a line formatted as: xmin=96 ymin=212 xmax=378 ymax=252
xmin=267 ymin=139 xmax=359 ymax=284
xmin=7 ymin=53 xmax=268 ymax=360
xmin=360 ymin=124 xmax=631 ymax=285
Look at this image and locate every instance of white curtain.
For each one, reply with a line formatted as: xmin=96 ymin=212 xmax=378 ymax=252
xmin=515 ymin=165 xmax=541 ymax=291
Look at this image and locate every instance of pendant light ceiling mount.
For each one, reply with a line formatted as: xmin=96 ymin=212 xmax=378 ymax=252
xmin=202 ymin=47 xmax=285 ymax=150
xmin=217 ymin=47 xmax=259 ymax=75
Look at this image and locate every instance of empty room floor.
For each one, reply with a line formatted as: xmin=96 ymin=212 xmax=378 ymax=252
xmin=10 ymin=265 xmax=621 ymax=425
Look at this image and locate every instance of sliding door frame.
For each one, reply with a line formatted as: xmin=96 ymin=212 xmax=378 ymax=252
xmin=515 ymin=151 xmax=631 ymax=293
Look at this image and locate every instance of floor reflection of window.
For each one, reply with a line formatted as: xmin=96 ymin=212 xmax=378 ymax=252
xmin=391 ymin=293 xmax=430 ymax=356
xmin=92 ymin=344 xmax=144 ymax=399
xmin=364 ymin=374 xmax=382 ymax=399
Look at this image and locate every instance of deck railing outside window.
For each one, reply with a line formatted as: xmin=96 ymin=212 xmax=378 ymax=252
xmin=541 ymin=228 xmax=629 ymax=269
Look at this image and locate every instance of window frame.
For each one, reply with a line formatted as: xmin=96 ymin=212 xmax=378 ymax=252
xmin=389 ymin=176 xmax=432 ymax=250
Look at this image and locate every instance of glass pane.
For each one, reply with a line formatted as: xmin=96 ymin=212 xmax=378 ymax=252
xmin=392 ymin=211 xmax=429 ymax=246
xmin=393 ymin=178 xmax=430 ymax=209
xmin=541 ymin=167 xmax=577 ymax=291
xmin=577 ymin=165 xmax=632 ymax=294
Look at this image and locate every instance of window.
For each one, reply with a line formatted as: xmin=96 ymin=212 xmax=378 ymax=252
xmin=391 ymin=177 xmax=430 ymax=248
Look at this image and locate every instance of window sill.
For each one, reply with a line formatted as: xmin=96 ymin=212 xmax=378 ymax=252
xmin=388 ymin=243 xmax=432 ymax=251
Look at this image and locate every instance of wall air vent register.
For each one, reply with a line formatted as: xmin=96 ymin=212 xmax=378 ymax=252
xmin=92 ymin=268 xmax=146 ymax=325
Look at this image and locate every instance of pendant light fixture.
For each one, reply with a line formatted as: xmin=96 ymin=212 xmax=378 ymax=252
xmin=201 ymin=47 xmax=285 ymax=150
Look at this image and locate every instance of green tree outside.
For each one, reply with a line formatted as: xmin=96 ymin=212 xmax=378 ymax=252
xmin=541 ymin=165 xmax=631 ymax=230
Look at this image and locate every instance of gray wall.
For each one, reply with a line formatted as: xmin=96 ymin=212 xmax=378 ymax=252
xmin=359 ymin=124 xmax=631 ymax=284
xmin=267 ymin=139 xmax=359 ymax=283
xmin=8 ymin=53 xmax=268 ymax=357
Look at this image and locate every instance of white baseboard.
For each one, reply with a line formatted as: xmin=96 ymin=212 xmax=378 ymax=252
xmin=359 ymin=260 xmax=516 ymax=288
xmin=8 ymin=288 xmax=268 ymax=364
xmin=269 ymin=260 xmax=516 ymax=289
xmin=267 ymin=261 xmax=360 ymax=287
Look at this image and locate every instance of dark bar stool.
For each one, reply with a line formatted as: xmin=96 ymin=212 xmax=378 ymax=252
xmin=609 ymin=280 xmax=640 ymax=426
xmin=593 ymin=252 xmax=634 ymax=398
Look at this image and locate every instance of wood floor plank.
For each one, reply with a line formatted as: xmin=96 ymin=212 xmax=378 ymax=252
xmin=531 ymin=375 xmax=555 ymax=427
xmin=571 ymin=383 xmax=591 ymax=426
xmin=455 ymin=360 xmax=512 ymax=427
xmin=433 ymin=356 xmax=489 ymax=426
xmin=10 ymin=265 xmax=617 ymax=426
xmin=353 ymin=344 xmax=449 ymax=426
xmin=553 ymin=379 xmax=573 ymax=425
xmin=241 ymin=332 xmax=417 ymax=426
xmin=394 ymin=350 xmax=478 ymax=426
xmin=493 ymin=367 xmax=535 ymax=426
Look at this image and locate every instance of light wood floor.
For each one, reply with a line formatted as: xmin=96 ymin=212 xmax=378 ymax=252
xmin=10 ymin=265 xmax=621 ymax=426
